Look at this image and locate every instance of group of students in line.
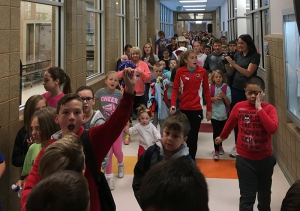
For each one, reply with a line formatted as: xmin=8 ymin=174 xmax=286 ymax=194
xmin=0 ymin=30 xmax=298 ymax=211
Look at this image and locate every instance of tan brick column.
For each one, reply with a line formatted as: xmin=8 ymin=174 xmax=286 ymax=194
xmin=146 ymin=0 xmax=160 ymax=46
xmin=65 ymin=0 xmax=87 ymax=91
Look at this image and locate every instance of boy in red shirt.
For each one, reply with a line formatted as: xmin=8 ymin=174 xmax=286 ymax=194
xmin=21 ymin=68 xmax=136 ymax=211
xmin=215 ymin=76 xmax=278 ymax=211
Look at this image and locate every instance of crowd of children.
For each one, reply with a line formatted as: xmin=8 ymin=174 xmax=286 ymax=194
xmin=4 ymin=32 xmax=298 ymax=211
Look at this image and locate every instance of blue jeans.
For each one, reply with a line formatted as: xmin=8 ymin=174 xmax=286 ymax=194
xmin=236 ymin=155 xmax=276 ymax=211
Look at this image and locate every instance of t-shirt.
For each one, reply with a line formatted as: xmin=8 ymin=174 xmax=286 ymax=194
xmin=42 ymin=92 xmax=65 ymax=108
xmin=95 ymin=88 xmax=123 ymax=119
xmin=82 ymin=110 xmax=105 ymax=129
xmin=144 ymin=54 xmax=159 ymax=79
xmin=155 ymin=38 xmax=170 ymax=57
xmin=197 ymin=53 xmax=207 ymax=67
xmin=203 ymin=51 xmax=225 ymax=74
xmin=21 ymin=143 xmax=42 ymax=176
xmin=232 ymin=51 xmax=260 ymax=90
xmin=211 ymin=83 xmax=232 ymax=121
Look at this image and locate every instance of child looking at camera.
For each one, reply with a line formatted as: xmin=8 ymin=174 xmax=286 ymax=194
xmin=215 ymin=76 xmax=278 ymax=211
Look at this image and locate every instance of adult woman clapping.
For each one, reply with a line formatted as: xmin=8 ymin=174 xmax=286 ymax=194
xmin=224 ymin=34 xmax=260 ymax=157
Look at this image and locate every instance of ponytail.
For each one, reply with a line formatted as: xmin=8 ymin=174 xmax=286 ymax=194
xmin=63 ymin=73 xmax=72 ymax=94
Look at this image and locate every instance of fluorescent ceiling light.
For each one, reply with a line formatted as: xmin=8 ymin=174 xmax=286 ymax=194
xmin=185 ymin=8 xmax=205 ymax=10
xmin=180 ymin=0 xmax=207 ymax=3
xmin=195 ymin=21 xmax=202 ymax=24
xmin=183 ymin=5 xmax=206 ymax=7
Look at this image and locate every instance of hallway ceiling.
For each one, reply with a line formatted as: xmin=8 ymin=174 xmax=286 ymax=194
xmin=161 ymin=0 xmax=226 ymax=12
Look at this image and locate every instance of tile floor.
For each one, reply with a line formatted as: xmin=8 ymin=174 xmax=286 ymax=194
xmin=110 ymin=114 xmax=291 ymax=211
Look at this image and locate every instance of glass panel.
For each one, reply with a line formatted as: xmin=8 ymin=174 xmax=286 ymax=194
xmin=86 ymin=12 xmax=99 ymax=77
xmin=86 ymin=0 xmax=95 ymax=9
xmin=234 ymin=0 xmax=237 ymax=17
xmin=246 ymin=0 xmax=250 ymax=13
xmin=20 ymin=2 xmax=55 ymax=105
xmin=178 ymin=13 xmax=194 ymax=20
xmin=263 ymin=9 xmax=270 ymax=35
xmin=253 ymin=13 xmax=260 ymax=53
xmin=246 ymin=15 xmax=252 ymax=36
xmin=262 ymin=0 xmax=269 ymax=6
xmin=254 ymin=0 xmax=259 ymax=9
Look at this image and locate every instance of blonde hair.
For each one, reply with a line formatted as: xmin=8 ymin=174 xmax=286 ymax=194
xmin=136 ymin=104 xmax=152 ymax=119
xmin=105 ymin=71 xmax=118 ymax=79
xmin=179 ymin=49 xmax=196 ymax=67
xmin=153 ymin=63 xmax=163 ymax=72
xmin=131 ymin=47 xmax=142 ymax=58
xmin=209 ymin=70 xmax=228 ymax=84
xmin=39 ymin=133 xmax=85 ymax=179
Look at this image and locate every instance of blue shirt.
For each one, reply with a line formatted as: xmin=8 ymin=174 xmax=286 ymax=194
xmin=0 ymin=152 xmax=4 ymax=163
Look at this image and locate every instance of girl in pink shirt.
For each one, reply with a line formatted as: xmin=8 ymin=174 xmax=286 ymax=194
xmin=42 ymin=67 xmax=72 ymax=108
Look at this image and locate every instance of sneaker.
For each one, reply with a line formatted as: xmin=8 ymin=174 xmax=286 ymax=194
xmin=230 ymin=145 xmax=236 ymax=158
xmin=118 ymin=162 xmax=124 ymax=178
xmin=213 ymin=151 xmax=219 ymax=160
xmin=124 ymin=134 xmax=130 ymax=145
xmin=106 ymin=175 xmax=115 ymax=190
xmin=219 ymin=146 xmax=224 ymax=155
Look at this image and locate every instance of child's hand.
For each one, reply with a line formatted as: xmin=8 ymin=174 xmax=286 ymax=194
xmin=255 ymin=92 xmax=264 ymax=111
xmin=16 ymin=180 xmax=24 ymax=188
xmin=123 ymin=67 xmax=136 ymax=94
xmin=219 ymin=92 xmax=225 ymax=99
xmin=206 ymin=111 xmax=212 ymax=121
xmin=124 ymin=128 xmax=129 ymax=134
xmin=169 ymin=106 xmax=176 ymax=114
xmin=215 ymin=136 xmax=224 ymax=145
xmin=135 ymin=68 xmax=142 ymax=76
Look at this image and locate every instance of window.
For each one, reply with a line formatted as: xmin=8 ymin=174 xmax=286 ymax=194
xmin=160 ymin=4 xmax=174 ymax=39
xmin=86 ymin=0 xmax=103 ymax=78
xmin=116 ymin=0 xmax=125 ymax=57
xmin=134 ymin=0 xmax=139 ymax=46
xmin=20 ymin=0 xmax=62 ymax=105
xmin=244 ymin=0 xmax=270 ymax=69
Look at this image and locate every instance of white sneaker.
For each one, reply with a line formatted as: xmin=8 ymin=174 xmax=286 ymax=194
xmin=230 ymin=145 xmax=236 ymax=158
xmin=106 ymin=174 xmax=115 ymax=190
xmin=118 ymin=162 xmax=124 ymax=178
xmin=219 ymin=146 xmax=224 ymax=155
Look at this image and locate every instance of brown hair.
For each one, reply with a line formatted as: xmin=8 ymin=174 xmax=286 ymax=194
xmin=24 ymin=95 xmax=47 ymax=131
xmin=158 ymin=31 xmax=165 ymax=38
xmin=26 ymin=170 xmax=89 ymax=211
xmin=46 ymin=67 xmax=72 ymax=94
xmin=136 ymin=104 xmax=152 ymax=119
xmin=142 ymin=43 xmax=156 ymax=66
xmin=153 ymin=63 xmax=163 ymax=72
xmin=210 ymin=70 xmax=228 ymax=84
xmin=179 ymin=49 xmax=196 ymax=67
xmin=39 ymin=133 xmax=85 ymax=179
xmin=164 ymin=111 xmax=190 ymax=137
xmin=30 ymin=107 xmax=60 ymax=143
xmin=56 ymin=93 xmax=84 ymax=114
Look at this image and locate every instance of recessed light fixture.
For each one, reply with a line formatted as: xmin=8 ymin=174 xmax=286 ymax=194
xmin=185 ymin=8 xmax=205 ymax=10
xmin=182 ymin=5 xmax=206 ymax=7
xmin=179 ymin=0 xmax=207 ymax=3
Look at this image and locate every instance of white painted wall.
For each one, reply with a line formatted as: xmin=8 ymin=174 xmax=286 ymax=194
xmin=270 ymin=0 xmax=294 ymax=34
xmin=220 ymin=0 xmax=228 ymax=31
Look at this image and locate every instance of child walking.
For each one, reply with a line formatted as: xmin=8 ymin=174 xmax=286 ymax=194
xmin=209 ymin=70 xmax=231 ymax=160
xmin=124 ymin=105 xmax=161 ymax=159
xmin=95 ymin=71 xmax=125 ymax=190
xmin=215 ymin=76 xmax=278 ymax=211
xmin=42 ymin=67 xmax=72 ymax=108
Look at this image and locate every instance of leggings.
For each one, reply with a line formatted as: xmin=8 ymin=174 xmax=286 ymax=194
xmin=211 ymin=119 xmax=226 ymax=151
xmin=180 ymin=109 xmax=203 ymax=160
xmin=106 ymin=132 xmax=124 ymax=174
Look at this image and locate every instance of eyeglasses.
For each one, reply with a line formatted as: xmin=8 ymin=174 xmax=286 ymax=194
xmin=245 ymin=90 xmax=262 ymax=96
xmin=81 ymin=97 xmax=94 ymax=102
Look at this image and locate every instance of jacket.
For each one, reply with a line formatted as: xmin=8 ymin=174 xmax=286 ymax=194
xmin=171 ymin=66 xmax=212 ymax=112
xmin=12 ymin=126 xmax=31 ymax=168
xmin=21 ymin=91 xmax=135 ymax=211
xmin=132 ymin=142 xmax=192 ymax=205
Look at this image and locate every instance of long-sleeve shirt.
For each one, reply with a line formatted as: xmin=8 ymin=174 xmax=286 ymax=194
xmin=129 ymin=122 xmax=161 ymax=150
xmin=21 ymin=91 xmax=135 ymax=211
xmin=219 ymin=101 xmax=278 ymax=160
xmin=12 ymin=126 xmax=30 ymax=167
xmin=118 ymin=60 xmax=151 ymax=96
xmin=171 ymin=66 xmax=212 ymax=112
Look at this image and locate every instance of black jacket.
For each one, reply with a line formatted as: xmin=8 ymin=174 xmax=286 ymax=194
xmin=12 ymin=126 xmax=30 ymax=167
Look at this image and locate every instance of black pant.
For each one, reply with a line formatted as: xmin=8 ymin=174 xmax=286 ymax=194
xmin=133 ymin=95 xmax=144 ymax=116
xmin=231 ymin=87 xmax=247 ymax=143
xmin=180 ymin=110 xmax=203 ymax=160
xmin=144 ymin=83 xmax=150 ymax=106
xmin=236 ymin=155 xmax=276 ymax=211
xmin=211 ymin=119 xmax=226 ymax=151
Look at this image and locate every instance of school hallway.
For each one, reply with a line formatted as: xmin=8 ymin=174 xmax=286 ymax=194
xmin=110 ymin=107 xmax=290 ymax=211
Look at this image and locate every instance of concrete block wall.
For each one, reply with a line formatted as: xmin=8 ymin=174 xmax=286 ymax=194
xmin=264 ymin=34 xmax=299 ymax=183
xmin=0 ymin=0 xmax=25 ymax=211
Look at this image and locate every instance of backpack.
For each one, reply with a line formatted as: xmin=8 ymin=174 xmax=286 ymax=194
xmin=210 ymin=84 xmax=230 ymax=116
xmin=80 ymin=130 xmax=116 ymax=211
xmin=143 ymin=144 xmax=194 ymax=172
